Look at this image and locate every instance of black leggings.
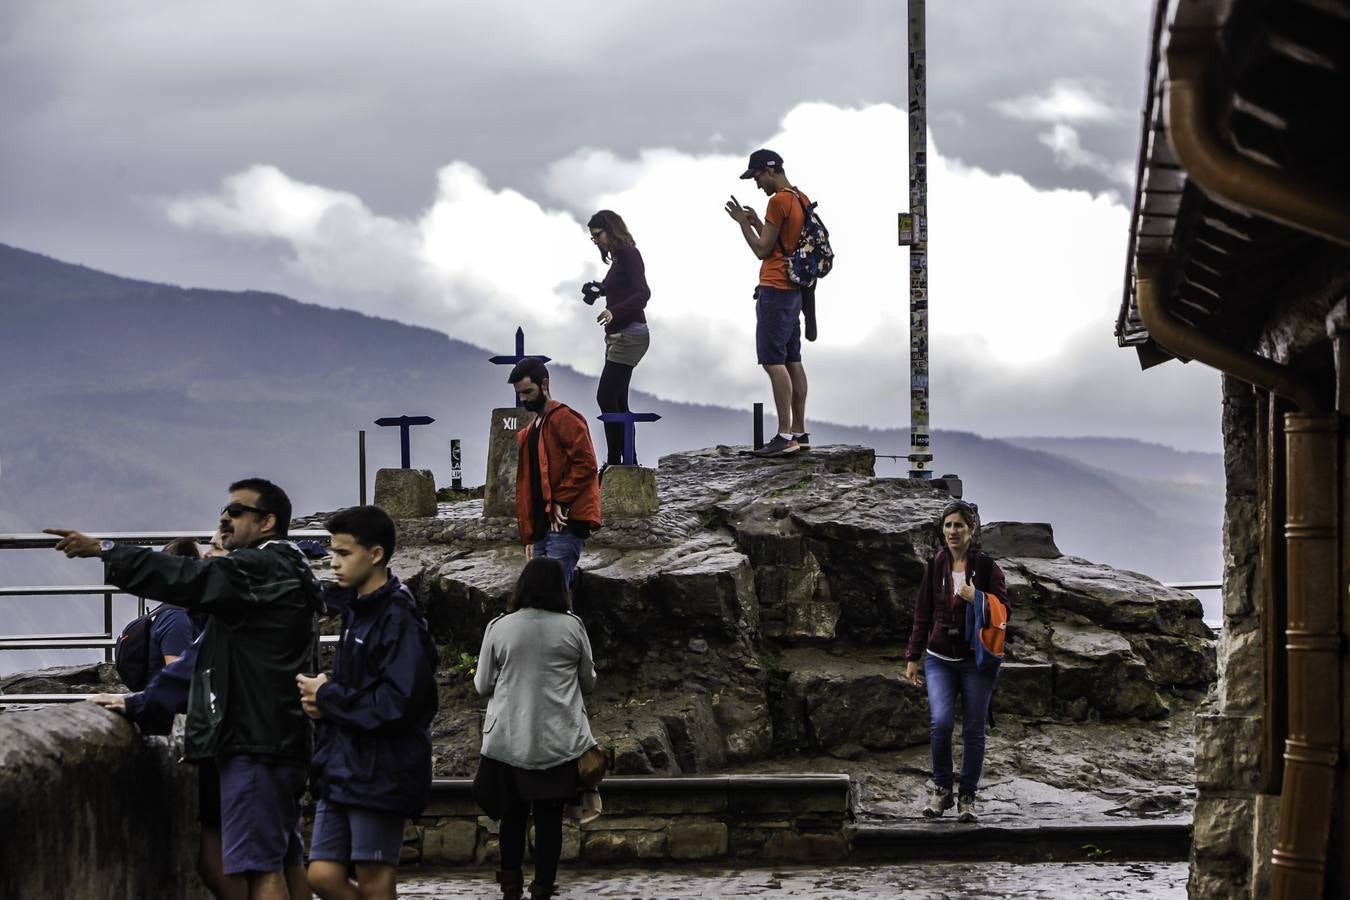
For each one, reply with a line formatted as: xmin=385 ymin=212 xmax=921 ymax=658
xmin=596 ymin=360 xmax=636 ymax=465
xmin=499 ymin=797 xmax=564 ymax=887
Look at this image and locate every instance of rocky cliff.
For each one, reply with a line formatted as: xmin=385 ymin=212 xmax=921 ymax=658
xmin=332 ymin=446 xmax=1216 ymax=783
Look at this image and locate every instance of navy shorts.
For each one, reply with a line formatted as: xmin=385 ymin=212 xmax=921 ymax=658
xmin=218 ymin=754 xmax=307 ymax=875
xmin=755 ymin=286 xmax=803 ymax=365
xmin=309 ymin=799 xmax=407 ymax=865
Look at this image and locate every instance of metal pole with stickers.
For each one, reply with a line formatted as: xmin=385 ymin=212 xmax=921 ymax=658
xmin=898 ymin=0 xmax=933 ymax=480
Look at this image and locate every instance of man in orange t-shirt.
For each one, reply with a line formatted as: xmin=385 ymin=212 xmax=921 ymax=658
xmin=725 ymin=148 xmax=810 ymax=458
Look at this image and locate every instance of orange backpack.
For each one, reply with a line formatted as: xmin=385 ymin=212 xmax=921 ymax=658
xmin=969 ymin=588 xmax=1007 ymax=672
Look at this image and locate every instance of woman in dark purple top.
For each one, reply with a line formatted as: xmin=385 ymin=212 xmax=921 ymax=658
xmin=585 ymin=210 xmax=651 ymax=469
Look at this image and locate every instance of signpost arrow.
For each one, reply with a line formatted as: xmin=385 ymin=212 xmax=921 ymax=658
xmin=597 ymin=412 xmax=661 ymax=467
xmin=374 ymin=415 xmax=435 ymax=469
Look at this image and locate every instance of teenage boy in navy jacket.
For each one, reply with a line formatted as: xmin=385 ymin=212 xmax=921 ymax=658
xmin=297 ymin=505 xmax=439 ymax=900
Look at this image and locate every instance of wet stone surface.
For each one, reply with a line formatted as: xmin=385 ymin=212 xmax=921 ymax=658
xmin=401 ymin=862 xmax=1187 ymax=898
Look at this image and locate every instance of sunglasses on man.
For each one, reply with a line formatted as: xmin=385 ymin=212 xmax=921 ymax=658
xmin=221 ymin=502 xmax=268 ymax=519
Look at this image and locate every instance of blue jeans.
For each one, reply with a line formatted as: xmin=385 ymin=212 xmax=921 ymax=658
xmin=532 ymin=531 xmax=586 ymax=586
xmin=925 ymin=654 xmax=998 ymax=796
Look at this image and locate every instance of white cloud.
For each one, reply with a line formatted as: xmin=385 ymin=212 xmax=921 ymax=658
xmin=162 ymin=101 xmax=1214 ymax=438
xmin=1038 ymin=123 xmax=1136 ymax=188
xmin=993 ymin=79 xmax=1129 ymax=124
xmin=992 ymin=80 xmax=1135 ymax=188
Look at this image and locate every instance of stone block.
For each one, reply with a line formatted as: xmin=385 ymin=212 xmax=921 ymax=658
xmin=582 ymin=831 xmax=637 ymax=864
xmin=582 ymin=815 xmax=667 ymax=832
xmin=374 ymin=468 xmax=437 ymax=518
xmin=669 ymin=822 xmax=729 ymax=860
xmin=483 ymin=407 xmax=537 ymax=518
xmin=763 ymin=830 xmax=849 ymax=862
xmin=560 ymin=823 xmax=581 ymax=862
xmin=1192 ymin=796 xmax=1254 ymax=864
xmin=600 ymin=465 xmax=659 ymax=518
xmin=1194 ymin=713 xmax=1261 ymax=791
xmin=1251 ymin=793 xmax=1280 ymax=899
xmin=1217 ymin=622 xmax=1263 ymax=715
xmin=421 ymin=819 xmax=478 ymax=864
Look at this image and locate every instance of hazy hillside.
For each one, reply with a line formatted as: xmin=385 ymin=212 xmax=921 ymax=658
xmin=0 ymin=243 xmax=1225 ymax=672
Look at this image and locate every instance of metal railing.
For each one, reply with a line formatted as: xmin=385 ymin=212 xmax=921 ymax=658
xmin=0 ymin=530 xmax=335 ymax=705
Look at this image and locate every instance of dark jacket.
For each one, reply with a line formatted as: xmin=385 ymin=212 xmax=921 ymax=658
xmin=106 ymin=539 xmax=323 ymax=763
xmin=124 ymin=632 xmax=200 ymax=736
xmin=906 ymin=548 xmax=1009 ymax=662
xmin=312 ymin=576 xmax=439 ymax=818
xmin=514 ymin=400 xmax=602 ymax=545
xmin=600 ymin=245 xmax=651 ymax=334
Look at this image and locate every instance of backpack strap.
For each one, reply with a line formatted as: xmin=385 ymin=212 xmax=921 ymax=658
xmin=774 ymin=188 xmax=812 ymax=259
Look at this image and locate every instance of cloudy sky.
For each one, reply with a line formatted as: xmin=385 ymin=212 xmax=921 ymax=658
xmin=2 ymin=0 xmax=1221 ymax=451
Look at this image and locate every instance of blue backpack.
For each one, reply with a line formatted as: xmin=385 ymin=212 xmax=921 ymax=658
xmin=776 ymin=189 xmax=835 ymax=288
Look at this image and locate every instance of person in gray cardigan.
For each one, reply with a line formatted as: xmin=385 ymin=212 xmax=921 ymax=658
xmin=474 ymin=558 xmax=597 ymax=900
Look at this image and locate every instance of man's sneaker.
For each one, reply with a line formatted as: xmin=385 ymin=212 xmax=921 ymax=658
xmin=794 ymin=432 xmax=811 ymax=449
xmin=753 ymin=435 xmax=800 ymax=458
xmin=922 ymin=783 xmax=954 ymax=819
xmin=958 ymin=793 xmax=978 ymax=823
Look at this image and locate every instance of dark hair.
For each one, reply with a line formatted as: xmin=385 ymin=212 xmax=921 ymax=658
xmin=228 ymin=477 xmax=292 ymax=538
xmin=161 ymin=537 xmax=202 ymax=559
xmin=940 ymin=499 xmax=980 ymax=548
xmin=507 ymin=557 xmax=571 ymax=614
xmin=587 ymin=209 xmax=636 ymax=264
xmin=324 ymin=505 xmax=397 ymax=563
xmin=507 ymin=358 xmax=550 ymax=387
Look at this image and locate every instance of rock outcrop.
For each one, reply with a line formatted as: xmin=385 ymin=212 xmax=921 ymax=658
xmin=385 ymin=446 xmax=1215 ymax=776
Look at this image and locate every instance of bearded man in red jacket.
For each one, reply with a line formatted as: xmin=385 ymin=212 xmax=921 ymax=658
xmin=508 ymin=359 xmax=602 ymax=586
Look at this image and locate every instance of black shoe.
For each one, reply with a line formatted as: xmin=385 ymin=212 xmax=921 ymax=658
xmin=794 ymin=432 xmax=811 ymax=449
xmin=753 ymin=435 xmax=800 ymax=458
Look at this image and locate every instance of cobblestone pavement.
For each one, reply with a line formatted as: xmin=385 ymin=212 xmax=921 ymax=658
xmin=401 ymin=861 xmax=1187 ymax=898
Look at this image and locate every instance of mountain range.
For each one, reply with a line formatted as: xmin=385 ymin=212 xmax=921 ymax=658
xmin=0 ymin=243 xmax=1224 ymax=672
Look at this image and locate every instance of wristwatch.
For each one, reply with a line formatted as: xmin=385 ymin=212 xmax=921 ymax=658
xmin=99 ymin=539 xmax=116 ymax=560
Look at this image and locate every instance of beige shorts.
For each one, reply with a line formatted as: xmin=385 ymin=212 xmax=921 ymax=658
xmin=605 ymin=330 xmax=650 ymax=367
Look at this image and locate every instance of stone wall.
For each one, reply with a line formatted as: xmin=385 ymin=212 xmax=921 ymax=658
xmin=1188 ymin=376 xmax=1278 ymax=899
xmin=399 ymin=775 xmax=851 ymax=867
xmin=0 ymin=703 xmax=208 ymax=900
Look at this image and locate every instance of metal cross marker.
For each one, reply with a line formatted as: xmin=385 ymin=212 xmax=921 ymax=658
xmin=489 ymin=326 xmax=552 ymax=408
xmin=597 ymin=412 xmax=661 ymax=467
xmin=374 ymin=416 xmax=435 ymax=469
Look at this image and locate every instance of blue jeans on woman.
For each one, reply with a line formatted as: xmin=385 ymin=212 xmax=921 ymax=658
xmin=925 ymin=653 xmax=998 ymax=797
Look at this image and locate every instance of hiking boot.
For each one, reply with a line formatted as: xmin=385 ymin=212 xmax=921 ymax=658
xmin=497 ymin=869 xmax=524 ymax=900
xmin=922 ymin=783 xmax=954 ymax=819
xmin=794 ymin=432 xmax=811 ymax=449
xmin=958 ymin=793 xmax=978 ymax=823
xmin=753 ymin=435 xmax=800 ymax=458
xmin=528 ymin=882 xmax=557 ymax=899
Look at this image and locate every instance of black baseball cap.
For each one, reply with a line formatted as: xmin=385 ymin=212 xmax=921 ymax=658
xmin=739 ymin=148 xmax=784 ymax=179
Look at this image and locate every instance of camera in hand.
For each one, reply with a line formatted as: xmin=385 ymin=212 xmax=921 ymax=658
xmin=581 ymin=281 xmax=604 ymax=305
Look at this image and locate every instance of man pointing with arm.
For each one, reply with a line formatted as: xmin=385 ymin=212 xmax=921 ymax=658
xmin=48 ymin=477 xmax=323 ymax=900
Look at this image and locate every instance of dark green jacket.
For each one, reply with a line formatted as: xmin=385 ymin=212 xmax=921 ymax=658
xmin=106 ymin=539 xmax=323 ymax=763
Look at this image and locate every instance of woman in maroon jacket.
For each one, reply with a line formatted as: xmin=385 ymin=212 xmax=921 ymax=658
xmin=585 ymin=210 xmax=651 ymax=471
xmin=904 ymin=500 xmax=1009 ymax=823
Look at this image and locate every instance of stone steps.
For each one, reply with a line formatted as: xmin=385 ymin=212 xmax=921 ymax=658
xmin=848 ymin=817 xmax=1192 ymax=862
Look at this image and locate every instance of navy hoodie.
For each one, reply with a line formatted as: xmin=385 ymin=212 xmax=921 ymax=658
xmin=311 ymin=576 xmax=439 ymax=818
